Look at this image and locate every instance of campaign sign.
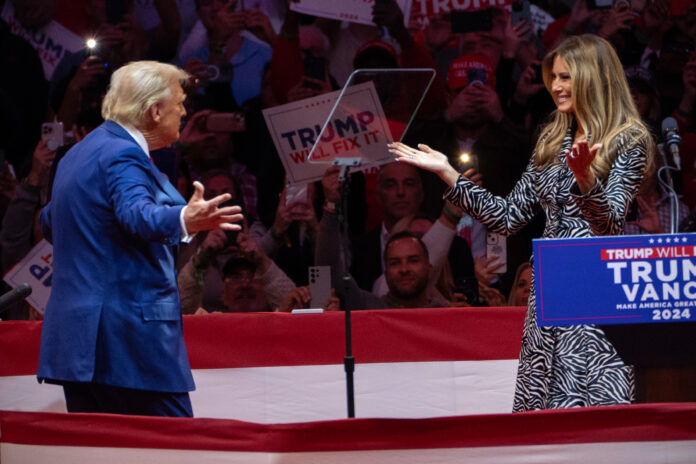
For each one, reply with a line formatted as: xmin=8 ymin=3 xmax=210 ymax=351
xmin=263 ymin=81 xmax=394 ymax=186
xmin=290 ymin=0 xmax=412 ymax=26
xmin=3 ymin=240 xmax=53 ymax=315
xmin=410 ymin=0 xmax=513 ymax=18
xmin=534 ymin=233 xmax=696 ymax=327
xmin=2 ymin=3 xmax=84 ymax=79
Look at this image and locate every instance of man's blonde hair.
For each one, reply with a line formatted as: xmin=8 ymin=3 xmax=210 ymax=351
xmin=102 ymin=61 xmax=189 ymax=127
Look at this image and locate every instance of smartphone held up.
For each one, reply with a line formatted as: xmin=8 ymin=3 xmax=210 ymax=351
xmin=206 ymin=112 xmax=246 ymax=133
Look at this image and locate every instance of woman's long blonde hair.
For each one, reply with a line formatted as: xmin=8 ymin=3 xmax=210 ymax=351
xmin=534 ymin=34 xmax=653 ymax=179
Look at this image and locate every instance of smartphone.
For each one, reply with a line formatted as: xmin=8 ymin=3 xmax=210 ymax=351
xmin=41 ymin=121 xmax=64 ymax=151
xmin=458 ymin=152 xmax=478 ymax=172
xmin=531 ymin=63 xmax=544 ymax=84
xmin=309 ymin=266 xmax=331 ymax=309
xmin=466 ymin=68 xmax=488 ymax=87
xmin=220 ymin=199 xmax=242 ymax=245
xmin=510 ymin=0 xmax=533 ymax=39
xmin=486 ymin=232 xmax=507 ymax=274
xmin=206 ymin=112 xmax=246 ymax=132
xmin=303 ymin=54 xmax=326 ymax=89
xmin=285 ymin=184 xmax=308 ymax=204
xmin=587 ymin=0 xmax=613 ymax=10
xmin=451 ymin=9 xmax=493 ymax=33
xmin=106 ymin=0 xmax=128 ymax=24
xmin=454 ymin=276 xmax=481 ymax=306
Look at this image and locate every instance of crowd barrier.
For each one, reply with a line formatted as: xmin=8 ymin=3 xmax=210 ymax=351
xmin=1 ymin=307 xmax=525 ymax=422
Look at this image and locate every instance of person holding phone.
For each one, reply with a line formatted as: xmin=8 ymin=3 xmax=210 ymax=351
xmin=178 ymin=0 xmax=272 ymax=107
xmin=389 ymin=35 xmax=653 ymax=412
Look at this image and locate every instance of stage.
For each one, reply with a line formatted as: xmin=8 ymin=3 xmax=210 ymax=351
xmin=2 ymin=308 xmax=695 ymax=462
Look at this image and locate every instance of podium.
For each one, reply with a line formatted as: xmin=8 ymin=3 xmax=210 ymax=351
xmin=532 ymin=233 xmax=696 ymax=403
xmin=601 ymin=322 xmax=696 ymax=403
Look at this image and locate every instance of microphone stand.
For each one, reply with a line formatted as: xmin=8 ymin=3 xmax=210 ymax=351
xmin=334 ymin=157 xmax=362 ymax=418
xmin=656 ymin=144 xmax=680 ymax=234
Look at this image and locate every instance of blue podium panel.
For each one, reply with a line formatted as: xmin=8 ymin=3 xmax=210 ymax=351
xmin=533 ymin=233 xmax=696 ymax=327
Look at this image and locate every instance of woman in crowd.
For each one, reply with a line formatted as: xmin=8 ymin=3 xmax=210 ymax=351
xmin=389 ymin=34 xmax=653 ymax=412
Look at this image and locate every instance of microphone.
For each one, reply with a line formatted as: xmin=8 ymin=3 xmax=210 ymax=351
xmin=0 ymin=283 xmax=32 ymax=312
xmin=662 ymin=117 xmax=682 ymax=170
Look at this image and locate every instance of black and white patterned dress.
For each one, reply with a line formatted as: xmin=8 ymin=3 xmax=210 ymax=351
xmin=444 ymin=127 xmax=648 ymax=411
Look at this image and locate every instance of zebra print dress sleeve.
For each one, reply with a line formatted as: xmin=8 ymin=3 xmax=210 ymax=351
xmin=569 ymin=137 xmax=648 ymax=236
xmin=443 ymin=156 xmax=539 ymax=237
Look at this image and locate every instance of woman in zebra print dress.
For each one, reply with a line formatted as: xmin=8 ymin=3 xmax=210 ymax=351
xmin=388 ymin=34 xmax=654 ymax=411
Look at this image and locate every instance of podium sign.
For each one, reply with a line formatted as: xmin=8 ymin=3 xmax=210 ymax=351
xmin=534 ymin=233 xmax=696 ymax=327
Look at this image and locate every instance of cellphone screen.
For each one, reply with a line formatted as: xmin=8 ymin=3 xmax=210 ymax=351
xmin=451 ymin=9 xmax=493 ymax=33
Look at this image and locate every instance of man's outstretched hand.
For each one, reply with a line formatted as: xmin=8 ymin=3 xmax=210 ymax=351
xmin=184 ymin=181 xmax=243 ymax=234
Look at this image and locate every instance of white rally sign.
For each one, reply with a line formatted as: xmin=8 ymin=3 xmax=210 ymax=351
xmin=290 ymin=0 xmax=412 ymax=26
xmin=2 ymin=3 xmax=84 ymax=80
xmin=3 ymin=240 xmax=53 ymax=315
xmin=263 ymin=81 xmax=394 ymax=186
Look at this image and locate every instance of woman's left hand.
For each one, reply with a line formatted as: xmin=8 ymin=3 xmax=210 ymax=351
xmin=388 ymin=142 xmax=459 ymax=186
xmin=566 ymin=141 xmax=601 ymax=194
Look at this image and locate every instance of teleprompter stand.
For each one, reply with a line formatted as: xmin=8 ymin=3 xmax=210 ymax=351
xmin=336 ymin=157 xmax=362 ymax=418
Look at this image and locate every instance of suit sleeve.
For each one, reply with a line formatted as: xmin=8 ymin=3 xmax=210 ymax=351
xmin=104 ymin=149 xmax=183 ymax=244
xmin=39 ymin=202 xmax=53 ymax=244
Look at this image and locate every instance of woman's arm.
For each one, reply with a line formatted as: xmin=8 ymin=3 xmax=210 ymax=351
xmin=570 ymin=137 xmax=648 ymax=236
xmin=389 ymin=141 xmax=540 ymax=236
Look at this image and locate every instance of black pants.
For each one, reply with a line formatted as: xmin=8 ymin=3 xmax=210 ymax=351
xmin=62 ymin=382 xmax=193 ymax=417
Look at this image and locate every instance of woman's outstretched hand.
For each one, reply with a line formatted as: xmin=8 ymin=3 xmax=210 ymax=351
xmin=388 ymin=142 xmax=460 ymax=186
xmin=566 ymin=141 xmax=601 ymax=194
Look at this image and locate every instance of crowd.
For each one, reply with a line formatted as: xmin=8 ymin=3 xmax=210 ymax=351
xmin=1 ymin=0 xmax=695 ymax=320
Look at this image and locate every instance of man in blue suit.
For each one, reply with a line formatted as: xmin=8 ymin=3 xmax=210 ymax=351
xmin=37 ymin=61 xmax=243 ymax=417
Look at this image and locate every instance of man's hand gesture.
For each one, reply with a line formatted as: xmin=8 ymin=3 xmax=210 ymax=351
xmin=184 ymin=181 xmax=243 ymax=234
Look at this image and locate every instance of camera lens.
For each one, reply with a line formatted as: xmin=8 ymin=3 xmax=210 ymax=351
xmin=206 ymin=64 xmax=220 ymax=82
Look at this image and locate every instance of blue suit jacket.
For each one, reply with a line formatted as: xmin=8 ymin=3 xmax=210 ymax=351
xmin=38 ymin=121 xmax=195 ymax=393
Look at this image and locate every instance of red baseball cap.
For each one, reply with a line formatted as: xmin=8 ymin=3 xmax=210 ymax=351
xmin=447 ymin=54 xmax=496 ymax=90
